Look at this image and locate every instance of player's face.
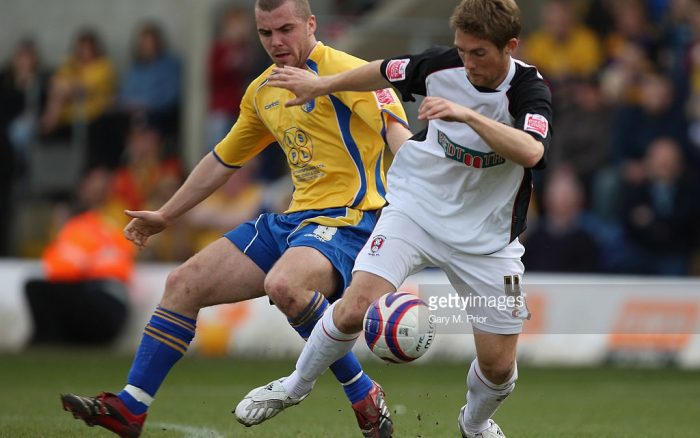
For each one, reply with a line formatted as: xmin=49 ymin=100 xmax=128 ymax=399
xmin=454 ymin=29 xmax=517 ymax=89
xmin=256 ymin=2 xmax=317 ymax=68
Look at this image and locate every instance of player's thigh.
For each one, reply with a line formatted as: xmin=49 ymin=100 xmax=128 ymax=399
xmin=352 ymin=205 xmax=436 ymax=290
xmin=266 ymin=246 xmax=341 ymax=300
xmin=277 ymin=210 xmax=380 ymax=302
xmin=443 ymin=240 xmax=527 ymax=336
xmin=162 ymin=237 xmax=266 ymax=311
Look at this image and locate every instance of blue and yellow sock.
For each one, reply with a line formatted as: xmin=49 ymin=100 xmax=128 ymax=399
xmin=289 ymin=292 xmax=373 ymax=404
xmin=118 ymin=306 xmax=196 ymax=415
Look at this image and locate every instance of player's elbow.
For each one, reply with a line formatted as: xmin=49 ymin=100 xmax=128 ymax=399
xmin=520 ymin=141 xmax=544 ymax=168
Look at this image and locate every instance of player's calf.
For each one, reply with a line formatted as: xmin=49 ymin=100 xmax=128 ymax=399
xmin=334 ymin=292 xmax=375 ymax=333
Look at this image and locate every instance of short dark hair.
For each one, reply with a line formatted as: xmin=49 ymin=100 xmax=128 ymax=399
xmin=255 ymin=0 xmax=312 ymax=20
xmin=73 ymin=28 xmax=104 ymax=57
xmin=133 ymin=21 xmax=167 ymax=60
xmin=450 ymin=0 xmax=521 ymax=49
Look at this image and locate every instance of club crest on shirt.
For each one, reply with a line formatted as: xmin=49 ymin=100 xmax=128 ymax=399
xmin=524 ymin=113 xmax=548 ymax=138
xmin=385 ymin=59 xmax=410 ymax=82
xmin=301 ymin=98 xmax=316 ymax=113
xmin=368 ymin=235 xmax=387 ymax=256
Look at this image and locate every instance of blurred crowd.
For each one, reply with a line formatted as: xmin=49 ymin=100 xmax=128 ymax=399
xmin=0 ymin=6 xmax=289 ymax=273
xmin=1 ymin=0 xmax=699 ymax=277
xmin=519 ymin=0 xmax=700 ymax=276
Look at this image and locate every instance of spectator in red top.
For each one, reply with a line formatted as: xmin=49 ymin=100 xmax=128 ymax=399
xmin=109 ymin=116 xmax=188 ymax=261
xmin=206 ymin=8 xmax=263 ymax=153
xmin=110 ymin=117 xmax=182 ymax=215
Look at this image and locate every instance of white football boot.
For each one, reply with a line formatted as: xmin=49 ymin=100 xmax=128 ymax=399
xmin=234 ymin=378 xmax=309 ymax=426
xmin=458 ymin=405 xmax=506 ymax=438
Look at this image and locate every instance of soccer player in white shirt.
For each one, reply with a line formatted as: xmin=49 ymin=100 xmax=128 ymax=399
xmin=237 ymin=0 xmax=552 ymax=437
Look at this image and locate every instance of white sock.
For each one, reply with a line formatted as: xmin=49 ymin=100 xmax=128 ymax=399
xmin=461 ymin=358 xmax=518 ymax=434
xmin=123 ymin=384 xmax=154 ymax=406
xmin=281 ymin=372 xmax=315 ymax=400
xmin=282 ymin=301 xmax=360 ymax=398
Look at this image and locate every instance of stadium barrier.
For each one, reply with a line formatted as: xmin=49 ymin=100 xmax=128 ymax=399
xmin=2 ymin=259 xmax=699 ymax=368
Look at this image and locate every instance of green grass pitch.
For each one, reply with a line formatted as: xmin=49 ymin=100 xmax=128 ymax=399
xmin=1 ymin=350 xmax=699 ymax=437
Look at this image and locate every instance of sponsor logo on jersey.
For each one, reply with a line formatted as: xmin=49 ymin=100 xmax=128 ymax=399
xmin=264 ymin=100 xmax=280 ymax=110
xmin=524 ymin=113 xmax=548 ymax=138
xmin=437 ymin=130 xmax=506 ymax=168
xmin=385 ymin=59 xmax=410 ymax=82
xmin=284 ymin=127 xmax=313 ymax=168
xmin=369 ymin=235 xmax=386 ymax=256
xmin=305 ymin=225 xmax=338 ymax=242
xmin=374 ymin=88 xmax=396 ymax=106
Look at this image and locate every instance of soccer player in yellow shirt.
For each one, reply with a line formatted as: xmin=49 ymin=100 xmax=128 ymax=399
xmin=60 ymin=1 xmax=410 ymax=437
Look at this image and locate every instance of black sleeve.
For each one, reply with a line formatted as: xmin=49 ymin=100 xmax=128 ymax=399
xmin=507 ymin=65 xmax=553 ymax=169
xmin=380 ymin=46 xmax=462 ymax=102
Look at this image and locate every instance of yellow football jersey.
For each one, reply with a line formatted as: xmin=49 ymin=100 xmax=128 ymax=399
xmin=213 ymin=42 xmax=408 ymax=221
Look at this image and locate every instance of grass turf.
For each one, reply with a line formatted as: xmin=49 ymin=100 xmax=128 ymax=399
xmin=1 ymin=349 xmax=699 ymax=437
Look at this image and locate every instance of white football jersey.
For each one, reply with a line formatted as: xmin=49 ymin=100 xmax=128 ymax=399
xmin=380 ymin=47 xmax=552 ymax=255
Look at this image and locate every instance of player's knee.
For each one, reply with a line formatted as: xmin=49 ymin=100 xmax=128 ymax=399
xmin=264 ymin=273 xmax=301 ymax=317
xmin=162 ymin=265 xmax=202 ymax=310
xmin=479 ymin=358 xmax=517 ymax=385
xmin=334 ymin=294 xmax=370 ymax=333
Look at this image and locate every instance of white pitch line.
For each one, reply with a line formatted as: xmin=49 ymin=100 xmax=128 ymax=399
xmin=150 ymin=422 xmax=225 ymax=438
xmin=2 ymin=414 xmax=55 ymax=422
xmin=2 ymin=415 xmax=225 ymax=437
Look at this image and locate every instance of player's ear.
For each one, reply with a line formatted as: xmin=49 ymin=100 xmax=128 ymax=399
xmin=307 ymin=14 xmax=317 ymax=35
xmin=504 ymin=38 xmax=518 ymax=55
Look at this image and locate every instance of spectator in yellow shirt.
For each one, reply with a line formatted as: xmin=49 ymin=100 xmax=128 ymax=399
xmin=41 ymin=29 xmax=115 ymax=131
xmin=41 ymin=29 xmax=120 ymax=167
xmin=521 ymin=0 xmax=603 ymax=84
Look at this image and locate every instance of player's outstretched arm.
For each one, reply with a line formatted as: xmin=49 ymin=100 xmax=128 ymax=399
xmin=418 ymin=96 xmax=544 ymax=168
xmin=123 ymin=153 xmax=236 ymax=248
xmin=268 ymin=60 xmax=389 ymax=107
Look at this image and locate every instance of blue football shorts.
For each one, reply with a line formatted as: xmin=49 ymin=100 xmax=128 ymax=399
xmin=225 ymin=207 xmax=379 ymax=301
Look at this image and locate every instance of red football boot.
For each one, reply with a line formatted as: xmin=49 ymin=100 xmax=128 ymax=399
xmin=351 ymin=381 xmax=393 ymax=438
xmin=61 ymin=392 xmax=146 ymax=438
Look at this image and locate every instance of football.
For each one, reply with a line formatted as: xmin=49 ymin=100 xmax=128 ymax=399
xmin=363 ymin=291 xmax=435 ymax=363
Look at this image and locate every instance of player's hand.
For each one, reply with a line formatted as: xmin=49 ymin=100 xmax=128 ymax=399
xmin=418 ymin=96 xmax=469 ymax=123
xmin=268 ymin=66 xmax=324 ymax=107
xmin=123 ymin=210 xmax=168 ymax=248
